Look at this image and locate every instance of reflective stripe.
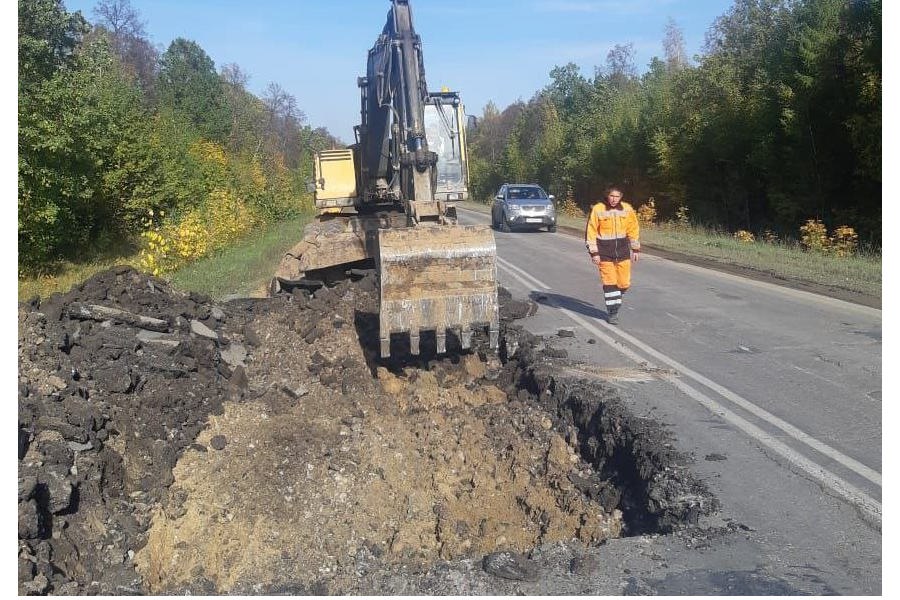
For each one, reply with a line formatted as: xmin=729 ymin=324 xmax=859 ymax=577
xmin=605 ymin=298 xmax=622 ymax=305
xmin=604 ymin=291 xmax=622 ymax=298
xmin=598 ymin=233 xmax=628 ymax=240
xmin=595 ymin=209 xmax=628 ymax=218
xmin=630 ymin=240 xmax=641 ymax=250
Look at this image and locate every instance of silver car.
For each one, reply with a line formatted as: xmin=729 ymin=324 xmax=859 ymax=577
xmin=491 ymin=184 xmax=557 ymax=232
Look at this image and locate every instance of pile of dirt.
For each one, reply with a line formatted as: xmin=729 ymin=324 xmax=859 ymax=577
xmin=17 ymin=267 xmax=265 ymax=594
xmin=135 ymin=285 xmax=622 ymax=593
xmin=17 ymin=266 xmax=716 ymax=595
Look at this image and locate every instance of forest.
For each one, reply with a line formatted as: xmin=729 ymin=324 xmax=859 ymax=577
xmin=19 ymin=0 xmax=881 ymax=279
xmin=466 ymin=0 xmax=881 ymax=245
xmin=18 ymin=0 xmax=339 ymax=275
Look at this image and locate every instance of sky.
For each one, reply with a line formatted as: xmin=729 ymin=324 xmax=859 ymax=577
xmin=61 ymin=0 xmax=735 ymax=143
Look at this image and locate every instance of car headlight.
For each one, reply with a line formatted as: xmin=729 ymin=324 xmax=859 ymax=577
xmin=547 ymin=204 xmax=556 ymax=214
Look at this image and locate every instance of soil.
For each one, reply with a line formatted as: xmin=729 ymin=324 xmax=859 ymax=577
xmin=17 ymin=267 xmax=717 ymax=595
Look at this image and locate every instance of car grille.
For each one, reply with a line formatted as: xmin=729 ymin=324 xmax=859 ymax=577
xmin=522 ymin=205 xmax=544 ymax=212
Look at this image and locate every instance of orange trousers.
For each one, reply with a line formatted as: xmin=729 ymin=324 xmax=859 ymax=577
xmin=598 ymin=259 xmax=631 ymax=290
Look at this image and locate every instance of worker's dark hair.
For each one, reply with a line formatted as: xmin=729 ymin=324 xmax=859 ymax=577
xmin=605 ymin=185 xmax=624 ymax=197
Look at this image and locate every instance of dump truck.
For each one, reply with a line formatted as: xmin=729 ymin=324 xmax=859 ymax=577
xmin=273 ymin=0 xmax=498 ymax=358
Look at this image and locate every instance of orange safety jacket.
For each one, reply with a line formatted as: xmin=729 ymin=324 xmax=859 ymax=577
xmin=585 ymin=200 xmax=641 ymax=262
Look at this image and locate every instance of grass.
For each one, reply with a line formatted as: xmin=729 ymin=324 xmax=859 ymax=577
xmin=460 ymin=200 xmax=881 ymax=299
xmin=17 ymin=214 xmax=314 ymax=303
xmin=640 ymin=223 xmax=881 ymax=298
xmin=168 ymin=214 xmax=314 ymax=299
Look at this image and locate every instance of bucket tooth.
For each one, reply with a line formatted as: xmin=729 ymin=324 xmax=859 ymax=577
xmin=436 ymin=331 xmax=447 ymax=355
xmin=409 ymin=331 xmax=421 ymax=356
xmin=460 ymin=329 xmax=473 ymax=350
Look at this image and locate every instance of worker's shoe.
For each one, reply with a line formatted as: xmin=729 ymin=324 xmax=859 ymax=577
xmin=607 ymin=312 xmax=619 ymax=325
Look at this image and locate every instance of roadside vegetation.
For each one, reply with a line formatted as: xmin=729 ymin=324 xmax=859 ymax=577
xmin=167 ymin=214 xmax=313 ymax=300
xmin=18 ymin=215 xmax=313 ymax=302
xmin=18 ymin=243 xmax=142 ymax=303
xmin=638 ymin=221 xmax=881 ymax=298
xmin=18 ymin=0 xmax=335 ymax=298
xmin=466 ymin=0 xmax=881 ymax=254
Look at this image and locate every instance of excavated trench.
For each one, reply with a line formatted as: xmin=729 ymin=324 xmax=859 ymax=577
xmin=17 ymin=268 xmax=717 ymax=595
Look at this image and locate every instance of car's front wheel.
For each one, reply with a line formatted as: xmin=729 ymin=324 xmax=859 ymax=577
xmin=499 ymin=213 xmax=511 ymax=232
xmin=547 ymin=224 xmax=557 ymax=233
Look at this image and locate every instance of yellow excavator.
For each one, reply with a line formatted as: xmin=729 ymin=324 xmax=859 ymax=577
xmin=273 ymin=0 xmax=498 ymax=358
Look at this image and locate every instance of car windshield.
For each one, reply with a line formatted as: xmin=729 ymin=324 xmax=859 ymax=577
xmin=508 ymin=187 xmax=546 ymax=200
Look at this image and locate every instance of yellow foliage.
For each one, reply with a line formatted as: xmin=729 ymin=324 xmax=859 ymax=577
xmin=799 ymin=220 xmax=857 ymax=257
xmin=829 ymin=225 xmax=858 ymax=257
xmin=249 ymin=159 xmax=266 ymax=191
xmin=558 ymin=197 xmax=585 ymax=218
xmin=733 ymin=229 xmax=755 ymax=243
xmin=557 ymin=188 xmax=585 ymax=218
xmin=637 ymin=198 xmax=657 ymax=225
xmin=139 ymin=188 xmax=260 ymax=276
xmin=190 ymin=140 xmax=229 ymax=168
xmin=800 ymin=219 xmax=829 ymax=252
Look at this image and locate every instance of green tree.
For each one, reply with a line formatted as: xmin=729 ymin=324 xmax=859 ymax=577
xmin=157 ymin=38 xmax=230 ymax=141
xmin=19 ymin=31 xmax=155 ymax=269
xmin=466 ymin=0 xmax=881 ymax=242
xmin=18 ymin=0 xmax=87 ymax=92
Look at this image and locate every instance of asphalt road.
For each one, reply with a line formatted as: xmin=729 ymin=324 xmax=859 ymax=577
xmin=458 ymin=207 xmax=883 ymax=595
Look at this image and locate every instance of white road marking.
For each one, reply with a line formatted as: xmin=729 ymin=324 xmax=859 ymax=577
xmin=500 ymin=255 xmax=881 ymax=484
xmin=496 ymin=255 xmax=882 ymax=528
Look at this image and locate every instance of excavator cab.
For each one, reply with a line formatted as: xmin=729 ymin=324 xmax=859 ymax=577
xmin=424 ymin=91 xmax=470 ymax=205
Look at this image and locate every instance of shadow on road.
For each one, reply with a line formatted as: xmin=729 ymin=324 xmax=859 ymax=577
xmin=528 ymin=291 xmax=609 ymax=321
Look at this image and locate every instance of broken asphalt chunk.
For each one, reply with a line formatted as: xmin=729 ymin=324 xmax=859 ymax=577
xmin=482 ymin=551 xmax=540 ymax=582
xmin=190 ymin=320 xmax=218 ymax=341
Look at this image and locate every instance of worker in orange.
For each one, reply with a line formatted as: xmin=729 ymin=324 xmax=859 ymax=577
xmin=585 ymin=186 xmax=640 ymax=325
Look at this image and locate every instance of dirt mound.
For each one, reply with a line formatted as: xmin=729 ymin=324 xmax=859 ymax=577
xmin=17 ymin=266 xmax=716 ymax=595
xmin=135 ymin=291 xmax=621 ymax=593
xmin=18 ymin=267 xmax=265 ymax=594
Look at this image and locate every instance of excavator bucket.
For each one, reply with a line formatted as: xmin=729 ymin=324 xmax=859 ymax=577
xmin=377 ymin=225 xmax=499 ymax=357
